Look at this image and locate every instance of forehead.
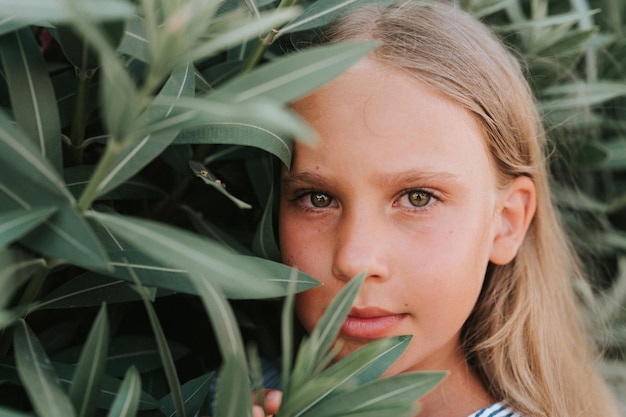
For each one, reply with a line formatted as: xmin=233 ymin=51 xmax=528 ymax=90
xmin=289 ymin=59 xmax=494 ymax=184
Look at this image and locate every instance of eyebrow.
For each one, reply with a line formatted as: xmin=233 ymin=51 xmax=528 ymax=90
xmin=281 ymin=169 xmax=462 ymax=190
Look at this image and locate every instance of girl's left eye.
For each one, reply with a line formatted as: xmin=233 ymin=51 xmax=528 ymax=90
xmin=396 ymin=189 xmax=436 ymax=209
xmin=407 ymin=190 xmax=432 ymax=207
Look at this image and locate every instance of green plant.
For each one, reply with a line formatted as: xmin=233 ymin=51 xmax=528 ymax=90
xmin=0 ymin=0 xmax=445 ymax=416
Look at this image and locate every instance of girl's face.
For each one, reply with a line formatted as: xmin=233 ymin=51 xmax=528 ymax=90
xmin=279 ymin=59 xmax=509 ymax=376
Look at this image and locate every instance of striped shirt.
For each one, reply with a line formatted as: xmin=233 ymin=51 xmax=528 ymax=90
xmin=468 ymin=402 xmax=522 ymax=417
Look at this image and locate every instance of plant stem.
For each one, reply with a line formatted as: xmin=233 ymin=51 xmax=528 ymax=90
xmin=242 ymin=0 xmax=299 ymax=72
xmin=77 ymin=139 xmax=124 ymax=211
xmin=68 ymin=66 xmax=94 ymax=166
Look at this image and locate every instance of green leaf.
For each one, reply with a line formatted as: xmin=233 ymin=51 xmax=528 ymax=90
xmin=0 ymin=16 xmax=29 ymax=36
xmin=214 ymin=357 xmax=253 ymax=417
xmin=0 ymin=109 xmax=72 ymax=200
xmin=188 ymin=273 xmax=246 ymax=360
xmin=289 ymin=273 xmax=366 ymax=394
xmin=159 ymin=373 xmax=214 ymax=417
xmin=211 ymin=41 xmax=379 ymax=105
xmin=0 ymin=248 xmax=45 ymax=307
xmin=106 ymin=366 xmax=141 ymax=417
xmin=301 ymin=372 xmax=446 ymax=417
xmin=0 ymin=406 xmax=31 ymax=417
xmin=249 ymin=156 xmax=281 ymax=260
xmin=65 ymin=165 xmax=166 ymax=200
xmin=70 ymin=304 xmax=110 ymax=417
xmin=0 ymin=175 xmax=109 ymax=269
xmin=131 ymin=274 xmax=186 ymax=417
xmin=182 ymin=205 xmax=254 ymax=255
xmin=277 ymin=0 xmax=400 ymax=35
xmin=35 ymin=273 xmax=172 ymax=311
xmin=117 ymin=16 xmax=149 ymax=62
xmin=13 ymin=319 xmax=76 ymax=417
xmin=0 ymin=28 xmax=63 ymax=172
xmin=541 ymin=82 xmax=626 ymax=110
xmin=175 ymin=122 xmax=293 ymax=168
xmin=53 ymin=335 xmax=189 ymax=378
xmin=0 ymin=207 xmax=57 ymax=247
xmin=88 ymin=211 xmax=319 ymax=299
xmin=97 ymin=63 xmax=195 ymax=197
xmin=0 ymin=0 xmax=135 ymax=23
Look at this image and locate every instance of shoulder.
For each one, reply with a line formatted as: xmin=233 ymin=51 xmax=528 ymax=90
xmin=467 ymin=402 xmax=523 ymax=417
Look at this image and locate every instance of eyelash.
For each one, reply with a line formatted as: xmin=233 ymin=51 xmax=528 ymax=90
xmin=291 ymin=188 xmax=441 ymax=212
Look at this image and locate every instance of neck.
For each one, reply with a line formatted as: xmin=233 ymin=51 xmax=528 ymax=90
xmin=417 ymin=350 xmax=494 ymax=417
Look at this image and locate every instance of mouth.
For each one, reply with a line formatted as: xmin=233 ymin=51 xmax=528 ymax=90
xmin=340 ymin=307 xmax=407 ymax=339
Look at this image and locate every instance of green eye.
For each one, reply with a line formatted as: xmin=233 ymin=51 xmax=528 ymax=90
xmin=408 ymin=190 xmax=431 ymax=207
xmin=310 ymin=193 xmax=332 ymax=208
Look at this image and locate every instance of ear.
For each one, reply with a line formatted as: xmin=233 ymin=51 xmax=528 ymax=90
xmin=489 ymin=176 xmax=537 ymax=265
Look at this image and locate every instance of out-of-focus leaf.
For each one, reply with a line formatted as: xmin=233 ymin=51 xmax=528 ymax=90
xmin=541 ymin=82 xmax=626 ymax=110
xmin=211 ymin=41 xmax=378 ymax=106
xmin=182 ymin=205 xmax=253 ymax=255
xmin=106 ymin=366 xmax=141 ymax=417
xmin=0 ymin=28 xmax=62 ymax=172
xmin=289 ymin=273 xmax=366 ymax=394
xmin=0 ymin=207 xmax=56 ymax=247
xmin=214 ymin=358 xmax=252 ymax=417
xmin=131 ymin=276 xmax=186 ymax=417
xmin=117 ymin=16 xmax=149 ymax=62
xmin=35 ymin=272 xmax=173 ymax=310
xmin=70 ymin=304 xmax=110 ymax=417
xmin=65 ymin=165 xmax=166 ymax=200
xmin=498 ymin=9 xmax=600 ymax=31
xmin=160 ymin=373 xmax=214 ymax=417
xmin=53 ymin=335 xmax=189 ymax=378
xmin=300 ymin=372 xmax=446 ymax=417
xmin=97 ymin=63 xmax=195 ymax=197
xmin=0 ymin=110 xmax=72 ymax=200
xmin=0 ymin=0 xmax=135 ymax=23
xmin=57 ymin=19 xmax=126 ymax=70
xmin=0 ymin=248 xmax=44 ymax=307
xmin=573 ymin=141 xmax=610 ymax=169
xmin=248 ymin=156 xmax=281 ymax=261
xmin=277 ymin=0 xmax=400 ymax=35
xmin=14 ymin=319 xmax=76 ymax=417
xmin=186 ymin=8 xmax=299 ymax=63
xmin=0 ymin=175 xmax=109 ymax=269
xmin=88 ymin=211 xmax=319 ymax=299
xmin=0 ymin=16 xmax=29 ymax=36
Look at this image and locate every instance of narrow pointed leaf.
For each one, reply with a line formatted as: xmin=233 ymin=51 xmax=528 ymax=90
xmin=211 ymin=41 xmax=378 ymax=105
xmin=175 ymin=122 xmax=293 ymax=168
xmin=0 ymin=207 xmax=56 ymax=247
xmin=0 ymin=110 xmax=73 ymax=200
xmin=0 ymin=0 xmax=135 ymax=23
xmin=302 ymin=372 xmax=446 ymax=417
xmin=14 ymin=319 xmax=76 ymax=417
xmin=88 ymin=211 xmax=317 ymax=299
xmin=277 ymin=0 xmax=400 ymax=35
xmin=70 ymin=304 xmax=110 ymax=417
xmin=0 ymin=248 xmax=45 ymax=307
xmin=97 ymin=64 xmax=195 ymax=196
xmin=160 ymin=373 xmax=214 ymax=417
xmin=214 ymin=357 xmax=253 ymax=417
xmin=117 ymin=16 xmax=149 ymax=62
xmin=106 ymin=366 xmax=141 ymax=417
xmin=189 ymin=160 xmax=252 ymax=209
xmin=0 ymin=28 xmax=62 ymax=172
xmin=131 ymin=275 xmax=186 ymax=417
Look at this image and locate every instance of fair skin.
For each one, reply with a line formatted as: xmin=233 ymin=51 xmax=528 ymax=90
xmin=275 ymin=59 xmax=536 ymax=417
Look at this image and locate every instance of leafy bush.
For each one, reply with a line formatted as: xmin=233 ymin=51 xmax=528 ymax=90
xmin=1 ymin=0 xmax=626 ymax=416
xmin=0 ymin=0 xmax=447 ymax=416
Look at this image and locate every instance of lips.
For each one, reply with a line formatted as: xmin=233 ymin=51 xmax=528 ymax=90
xmin=340 ymin=307 xmax=407 ymax=339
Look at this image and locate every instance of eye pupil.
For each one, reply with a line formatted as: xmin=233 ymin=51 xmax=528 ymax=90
xmin=311 ymin=193 xmax=331 ymax=208
xmin=408 ymin=191 xmax=430 ymax=207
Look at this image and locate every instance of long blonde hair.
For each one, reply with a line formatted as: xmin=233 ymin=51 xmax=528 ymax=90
xmin=322 ymin=1 xmax=619 ymax=416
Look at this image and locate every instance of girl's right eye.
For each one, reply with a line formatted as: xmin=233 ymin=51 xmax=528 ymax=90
xmin=309 ymin=192 xmax=333 ymax=208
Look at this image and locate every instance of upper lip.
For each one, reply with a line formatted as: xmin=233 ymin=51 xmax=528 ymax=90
xmin=348 ymin=307 xmax=399 ymax=318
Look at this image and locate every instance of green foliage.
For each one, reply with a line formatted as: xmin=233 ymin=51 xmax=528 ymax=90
xmin=0 ymin=0 xmax=445 ymax=416
xmin=2 ymin=0 xmax=626 ymax=415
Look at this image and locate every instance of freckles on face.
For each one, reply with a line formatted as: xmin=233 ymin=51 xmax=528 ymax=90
xmin=279 ymin=59 xmax=500 ymax=374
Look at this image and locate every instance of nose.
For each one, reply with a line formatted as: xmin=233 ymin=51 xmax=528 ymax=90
xmin=331 ymin=207 xmax=390 ymax=282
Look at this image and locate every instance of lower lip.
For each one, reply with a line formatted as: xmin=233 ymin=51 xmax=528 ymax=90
xmin=340 ymin=314 xmax=406 ymax=339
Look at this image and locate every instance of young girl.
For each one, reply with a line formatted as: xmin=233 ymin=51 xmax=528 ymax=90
xmin=267 ymin=1 xmax=620 ymax=416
